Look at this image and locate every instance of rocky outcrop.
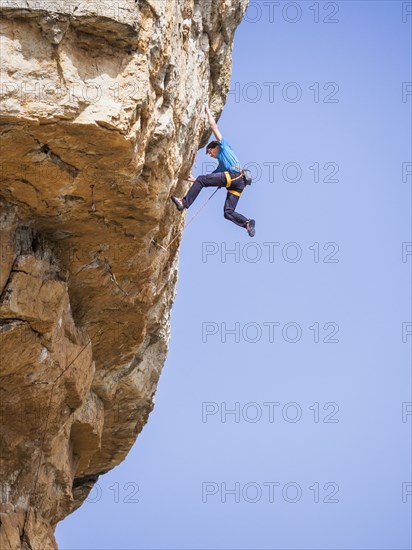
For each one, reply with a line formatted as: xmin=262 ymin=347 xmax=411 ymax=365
xmin=0 ymin=1 xmax=248 ymax=548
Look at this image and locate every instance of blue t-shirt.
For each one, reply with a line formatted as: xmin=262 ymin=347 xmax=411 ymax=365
xmin=212 ymin=137 xmax=241 ymax=174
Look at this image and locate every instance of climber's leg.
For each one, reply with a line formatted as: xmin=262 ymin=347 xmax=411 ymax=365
xmin=182 ymin=172 xmax=227 ymax=208
xmin=223 ymin=192 xmax=249 ymax=227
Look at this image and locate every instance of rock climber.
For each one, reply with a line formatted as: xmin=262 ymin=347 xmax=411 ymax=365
xmin=171 ymin=103 xmax=256 ymax=237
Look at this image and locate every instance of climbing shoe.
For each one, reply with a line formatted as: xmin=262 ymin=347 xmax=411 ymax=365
xmin=171 ymin=196 xmax=184 ymax=211
xmin=246 ymin=219 xmax=256 ymax=237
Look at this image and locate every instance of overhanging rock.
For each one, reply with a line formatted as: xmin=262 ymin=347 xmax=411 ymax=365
xmin=0 ymin=1 xmax=248 ymax=547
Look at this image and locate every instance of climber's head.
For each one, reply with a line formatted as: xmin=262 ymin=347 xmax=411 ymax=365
xmin=206 ymin=140 xmax=220 ymax=158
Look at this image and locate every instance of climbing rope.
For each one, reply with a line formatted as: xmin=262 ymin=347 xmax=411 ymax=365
xmin=152 ymin=186 xmax=221 ymax=252
xmin=20 ymin=269 xmax=145 ymax=544
xmin=21 ymin=332 xmax=100 ymax=543
xmin=19 ymin=145 xmax=212 ymax=541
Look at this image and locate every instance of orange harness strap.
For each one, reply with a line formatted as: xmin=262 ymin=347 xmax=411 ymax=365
xmin=224 ymin=167 xmax=244 ymax=197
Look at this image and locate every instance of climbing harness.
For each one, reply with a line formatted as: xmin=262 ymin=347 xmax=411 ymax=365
xmin=224 ymin=166 xmax=253 ymax=197
xmin=224 ymin=168 xmax=243 ymax=197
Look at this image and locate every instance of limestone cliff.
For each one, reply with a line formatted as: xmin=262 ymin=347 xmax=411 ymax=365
xmin=0 ymin=1 xmax=248 ymax=548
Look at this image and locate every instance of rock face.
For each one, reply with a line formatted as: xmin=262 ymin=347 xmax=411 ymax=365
xmin=0 ymin=1 xmax=248 ymax=548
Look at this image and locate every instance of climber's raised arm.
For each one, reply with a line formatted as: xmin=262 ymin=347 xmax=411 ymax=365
xmin=204 ymin=103 xmax=222 ymax=142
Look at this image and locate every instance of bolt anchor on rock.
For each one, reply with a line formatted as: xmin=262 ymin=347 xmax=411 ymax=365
xmin=89 ymin=184 xmax=96 ymax=212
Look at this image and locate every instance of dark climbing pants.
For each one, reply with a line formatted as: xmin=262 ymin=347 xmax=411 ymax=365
xmin=183 ymin=171 xmax=248 ymax=228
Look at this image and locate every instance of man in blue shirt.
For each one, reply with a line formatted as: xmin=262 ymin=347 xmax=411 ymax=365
xmin=171 ymin=104 xmax=256 ymax=237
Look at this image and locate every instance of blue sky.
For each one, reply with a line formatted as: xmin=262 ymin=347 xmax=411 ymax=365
xmin=56 ymin=2 xmax=411 ymax=548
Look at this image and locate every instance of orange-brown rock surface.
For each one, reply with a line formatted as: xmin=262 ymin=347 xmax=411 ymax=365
xmin=0 ymin=1 xmax=248 ymax=547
